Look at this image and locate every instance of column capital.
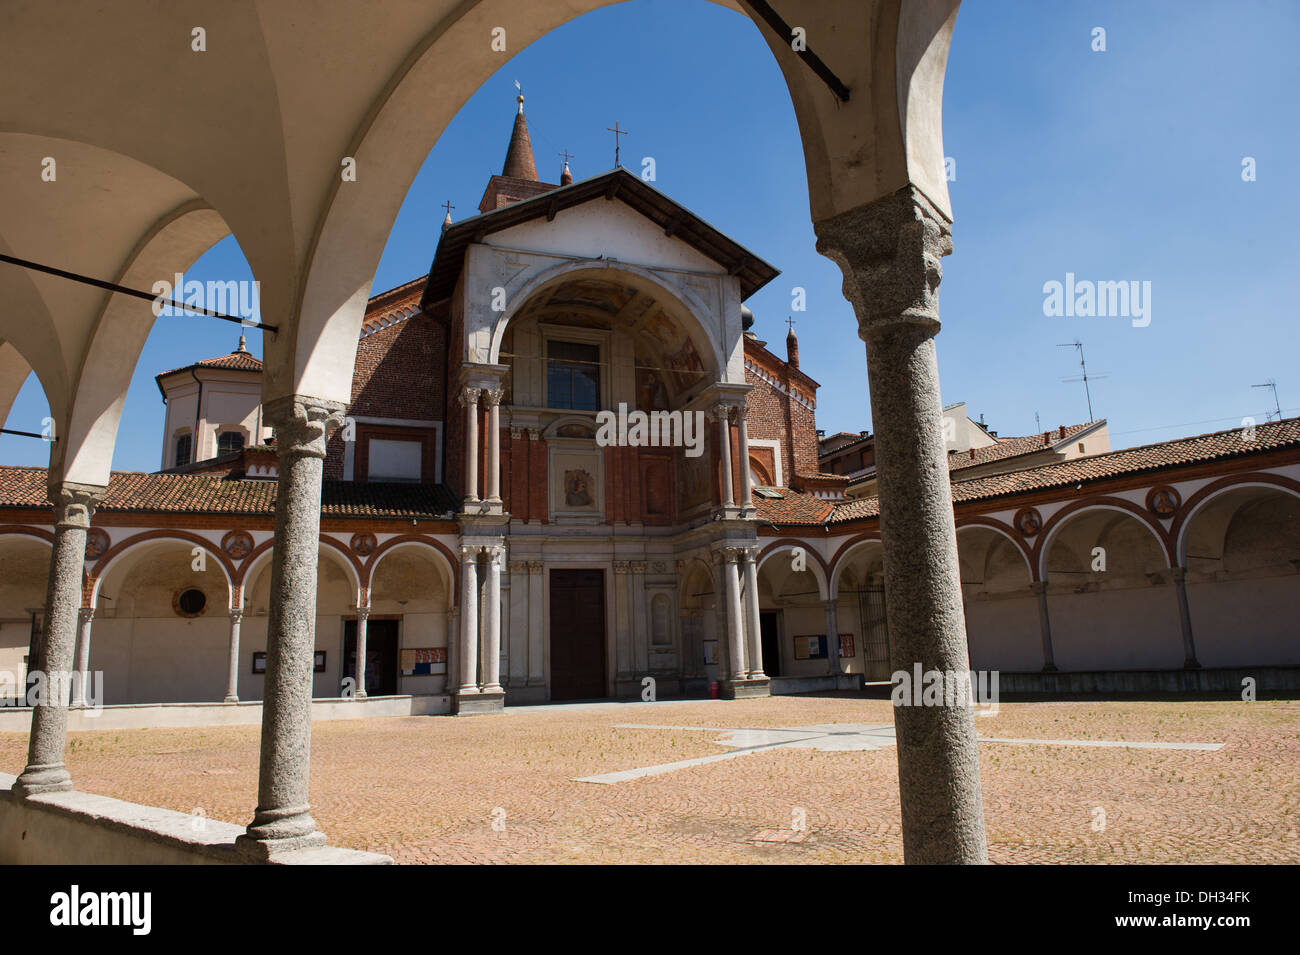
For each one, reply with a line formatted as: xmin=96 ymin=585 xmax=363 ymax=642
xmin=482 ymin=543 xmax=506 ymax=563
xmin=48 ymin=482 xmax=104 ymax=529
xmin=526 ymin=427 xmax=542 ymax=441
xmin=509 ymin=426 xmax=524 ymax=440
xmin=460 ymin=545 xmax=480 ymax=562
xmin=355 ymin=606 xmax=371 ymax=621
xmin=461 ymin=386 xmax=482 ymax=406
xmin=1171 ymin=566 xmax=1188 ymax=582
xmin=482 ymin=388 xmax=504 ymax=407
xmin=814 ymin=184 xmax=953 ymax=339
xmin=1030 ymin=580 xmax=1049 ymax=595
xmin=527 ymin=560 xmax=544 ymax=573
xmin=822 ymin=598 xmax=837 ymax=611
xmin=229 ymin=607 xmax=244 ymax=623
xmin=708 ymin=403 xmax=733 ymax=423
xmin=613 ymin=560 xmax=631 ymax=575
xmin=262 ymin=395 xmax=346 ymax=460
xmin=629 ymin=560 xmax=649 ymax=574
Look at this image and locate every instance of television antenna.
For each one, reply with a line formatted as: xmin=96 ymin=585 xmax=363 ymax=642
xmin=1252 ymin=379 xmax=1282 ymax=421
xmin=1058 ymin=340 xmax=1107 ymax=421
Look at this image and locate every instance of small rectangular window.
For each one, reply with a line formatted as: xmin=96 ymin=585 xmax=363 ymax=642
xmin=218 ymin=431 xmax=245 ymax=456
xmin=175 ymin=433 xmax=192 ymax=467
xmin=546 ymin=341 xmax=600 ymax=411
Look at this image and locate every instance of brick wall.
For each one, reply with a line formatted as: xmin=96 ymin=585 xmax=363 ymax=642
xmin=324 ymin=311 xmax=446 ymax=481
xmin=742 ymin=339 xmax=820 ymax=488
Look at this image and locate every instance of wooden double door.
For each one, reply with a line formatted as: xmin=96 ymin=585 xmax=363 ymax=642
xmin=549 ymin=570 xmax=607 ymax=701
xmin=343 ymin=618 xmax=398 ymax=697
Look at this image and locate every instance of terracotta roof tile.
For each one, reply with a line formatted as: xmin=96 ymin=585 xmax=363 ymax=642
xmin=753 ymin=489 xmax=834 ymax=525
xmin=948 ymin=421 xmax=1098 ymax=472
xmin=828 ymin=418 xmax=1300 ymax=524
xmin=0 ymin=467 xmax=457 ymax=519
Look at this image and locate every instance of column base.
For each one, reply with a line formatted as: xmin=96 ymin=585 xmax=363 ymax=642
xmin=721 ymin=677 xmax=770 ymax=700
xmin=12 ymin=762 xmax=73 ymax=799
xmin=235 ymin=830 xmax=329 ymax=859
xmin=237 ymin=804 xmax=327 ymax=858
xmin=454 ymin=689 xmax=505 ymax=715
xmin=223 ymin=695 xmax=239 ymax=704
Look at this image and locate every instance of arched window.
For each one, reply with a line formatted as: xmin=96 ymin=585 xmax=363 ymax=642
xmin=174 ymin=433 xmax=192 ymax=467
xmin=218 ymin=430 xmax=245 ymax=456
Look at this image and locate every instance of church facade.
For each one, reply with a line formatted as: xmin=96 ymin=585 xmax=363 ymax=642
xmin=2 ymin=100 xmax=1298 ymax=715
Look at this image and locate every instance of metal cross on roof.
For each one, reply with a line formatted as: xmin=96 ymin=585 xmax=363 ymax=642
xmin=606 ymin=121 xmax=628 ymax=167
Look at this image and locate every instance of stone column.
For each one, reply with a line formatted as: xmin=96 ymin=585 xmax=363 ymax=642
xmin=721 ymin=549 xmax=746 ymax=680
xmin=1030 ymin=581 xmax=1056 ymax=671
xmin=735 ymin=406 xmax=755 ymax=508
xmin=824 ymin=599 xmax=842 ymax=675
xmin=71 ymin=607 xmax=94 ymax=708
xmin=741 ymin=549 xmax=765 ymax=679
xmin=613 ymin=561 xmax=632 ymax=684
xmin=14 ymin=482 xmax=102 ymax=799
xmin=236 ymin=396 xmax=343 ymax=856
xmin=527 ymin=561 xmax=545 ymax=686
xmin=353 ymin=606 xmax=370 ymax=698
xmin=631 ymin=561 xmax=650 ymax=679
xmin=225 ymin=607 xmax=243 ymax=702
xmin=816 ymin=185 xmax=987 ymax=865
xmin=445 ymin=607 xmax=460 ymax=695
xmin=484 ymin=388 xmax=503 ymax=505
xmin=1171 ymin=567 xmax=1200 ymax=668
xmin=482 ymin=546 xmax=503 ymax=692
xmin=458 ymin=546 xmax=480 ymax=693
xmin=713 ymin=405 xmax=734 ymax=508
xmin=463 ymin=387 xmax=481 ymax=505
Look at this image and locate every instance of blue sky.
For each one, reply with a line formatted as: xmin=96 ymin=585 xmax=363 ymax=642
xmin=3 ymin=0 xmax=1297 ymax=471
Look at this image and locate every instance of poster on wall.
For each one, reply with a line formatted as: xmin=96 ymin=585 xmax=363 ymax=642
xmin=401 ymin=647 xmax=446 ymax=676
xmin=794 ymin=635 xmax=828 ymax=660
xmin=838 ymin=634 xmax=855 ymax=658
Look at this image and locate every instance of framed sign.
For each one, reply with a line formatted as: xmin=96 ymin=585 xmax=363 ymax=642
xmin=251 ymin=651 xmax=266 ymax=674
xmin=314 ymin=650 xmax=327 ymax=673
xmin=794 ymin=635 xmax=827 ymax=660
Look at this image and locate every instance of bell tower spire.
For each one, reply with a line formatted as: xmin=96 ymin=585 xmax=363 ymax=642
xmin=501 ymin=82 xmax=538 ymax=180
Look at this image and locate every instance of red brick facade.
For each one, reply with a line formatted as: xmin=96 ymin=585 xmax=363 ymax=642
xmin=743 ymin=336 xmax=821 ymax=488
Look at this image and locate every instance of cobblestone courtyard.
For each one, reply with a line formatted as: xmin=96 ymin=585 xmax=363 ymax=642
xmin=3 ymin=695 xmax=1297 ymax=864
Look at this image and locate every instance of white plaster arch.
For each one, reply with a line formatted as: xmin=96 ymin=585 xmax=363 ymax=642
xmin=829 ymin=537 xmax=885 ymax=599
xmin=241 ymin=541 xmax=362 ymax=612
xmin=1038 ymin=504 xmax=1169 ymax=582
xmin=91 ymin=535 xmax=234 ymax=611
xmin=486 ymin=258 xmax=729 ymax=385
xmin=757 ymin=543 xmax=828 ymax=600
xmin=956 ymin=523 xmax=1033 ymax=581
xmin=367 ymin=539 xmax=456 ymax=610
xmin=1175 ymin=482 xmax=1300 ymax=567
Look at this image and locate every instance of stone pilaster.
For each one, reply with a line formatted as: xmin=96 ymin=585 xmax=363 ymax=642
xmin=735 ymin=406 xmax=755 ymax=509
xmin=816 ymin=185 xmax=987 ymax=865
xmin=237 ymin=395 xmax=343 ymax=856
xmin=712 ymin=405 xmax=735 ymax=508
xmin=741 ymin=549 xmax=765 ymax=679
xmin=463 ymin=387 xmax=481 ymax=505
xmin=71 ymin=607 xmax=94 ymax=708
xmin=458 ymin=546 xmax=480 ymax=694
xmin=483 ymin=388 xmax=503 ymax=506
xmin=613 ymin=561 xmax=632 ymax=682
xmin=353 ymin=606 xmax=370 ymax=698
xmin=482 ymin=546 xmax=504 ymax=692
xmin=14 ymin=481 xmax=103 ymax=799
xmin=1030 ymin=581 xmax=1057 ymax=672
xmin=526 ymin=561 xmax=545 ymax=686
xmin=1172 ymin=567 xmax=1200 ymax=668
xmin=225 ymin=607 xmax=243 ymax=702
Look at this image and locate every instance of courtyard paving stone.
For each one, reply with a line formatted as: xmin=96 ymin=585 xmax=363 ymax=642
xmin=1 ymin=694 xmax=1295 ymax=864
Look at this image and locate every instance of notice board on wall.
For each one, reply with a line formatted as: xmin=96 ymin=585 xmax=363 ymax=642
xmin=400 ymin=647 xmax=446 ymax=676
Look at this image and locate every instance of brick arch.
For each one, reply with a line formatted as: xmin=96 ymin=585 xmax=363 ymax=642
xmin=1173 ymin=472 xmax=1300 ymax=566
xmin=756 ymin=538 xmax=829 ymax=600
xmin=89 ymin=529 xmax=236 ymax=609
xmin=1034 ymin=495 xmax=1173 ymax=580
xmin=236 ymin=534 xmax=365 ymax=607
xmin=955 ymin=516 xmax=1035 ymax=582
xmin=748 ymin=455 xmax=774 ymax=487
xmin=364 ymin=533 xmax=460 ymax=604
xmin=828 ymin=533 xmax=885 ymax=599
